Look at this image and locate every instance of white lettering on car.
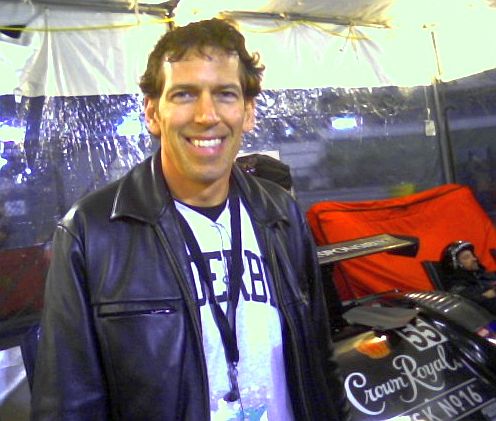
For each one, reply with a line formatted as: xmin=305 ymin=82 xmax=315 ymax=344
xmin=345 ymin=344 xmax=463 ymax=416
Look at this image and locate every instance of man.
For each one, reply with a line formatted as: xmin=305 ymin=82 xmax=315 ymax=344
xmin=442 ymin=240 xmax=496 ymax=314
xmin=31 ymin=18 xmax=347 ymax=420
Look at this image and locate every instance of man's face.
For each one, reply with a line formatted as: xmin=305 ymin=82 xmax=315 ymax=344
xmin=457 ymin=249 xmax=480 ymax=271
xmin=144 ymin=47 xmax=254 ymax=202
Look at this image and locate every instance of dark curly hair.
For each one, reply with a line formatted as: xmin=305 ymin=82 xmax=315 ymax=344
xmin=139 ymin=18 xmax=264 ymax=100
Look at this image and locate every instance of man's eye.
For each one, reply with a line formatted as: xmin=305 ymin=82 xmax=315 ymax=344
xmin=218 ymin=91 xmax=239 ymax=101
xmin=171 ymin=91 xmax=194 ymax=101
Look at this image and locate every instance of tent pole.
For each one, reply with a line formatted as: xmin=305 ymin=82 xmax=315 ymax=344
xmin=430 ymin=31 xmax=455 ymax=184
xmin=220 ymin=10 xmax=389 ymax=29
xmin=4 ymin=0 xmax=175 ymax=16
xmin=432 ymin=78 xmax=455 ymax=183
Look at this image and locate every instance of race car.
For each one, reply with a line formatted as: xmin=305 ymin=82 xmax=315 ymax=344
xmin=318 ymin=234 xmax=496 ymax=421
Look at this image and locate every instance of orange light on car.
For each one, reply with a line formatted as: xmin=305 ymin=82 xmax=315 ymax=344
xmin=355 ymin=334 xmax=391 ymax=359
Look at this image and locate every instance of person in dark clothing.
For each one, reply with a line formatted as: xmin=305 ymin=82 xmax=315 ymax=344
xmin=31 ymin=18 xmax=348 ymax=421
xmin=441 ymin=240 xmax=496 ymax=314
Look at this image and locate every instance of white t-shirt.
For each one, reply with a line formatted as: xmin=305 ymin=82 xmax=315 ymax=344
xmin=176 ymin=199 xmax=294 ymax=421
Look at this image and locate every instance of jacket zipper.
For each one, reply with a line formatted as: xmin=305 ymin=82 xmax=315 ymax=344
xmin=99 ymin=307 xmax=176 ymax=318
xmin=154 ymin=224 xmax=210 ymax=420
xmin=262 ymin=227 xmax=312 ymax=420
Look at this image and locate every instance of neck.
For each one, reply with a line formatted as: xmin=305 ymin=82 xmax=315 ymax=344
xmin=164 ymin=171 xmax=231 ymax=207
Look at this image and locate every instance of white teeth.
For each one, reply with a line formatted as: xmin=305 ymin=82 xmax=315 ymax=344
xmin=191 ymin=138 xmax=222 ymax=148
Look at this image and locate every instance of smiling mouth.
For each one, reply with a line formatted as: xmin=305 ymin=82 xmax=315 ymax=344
xmin=188 ymin=138 xmax=223 ymax=148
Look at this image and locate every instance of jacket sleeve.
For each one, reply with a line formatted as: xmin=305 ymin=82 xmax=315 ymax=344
xmin=287 ymin=200 xmax=351 ymax=421
xmin=31 ymin=224 xmax=110 ymax=420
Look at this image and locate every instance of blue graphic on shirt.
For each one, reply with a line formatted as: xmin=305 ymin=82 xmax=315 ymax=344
xmin=176 ymin=200 xmax=293 ymax=421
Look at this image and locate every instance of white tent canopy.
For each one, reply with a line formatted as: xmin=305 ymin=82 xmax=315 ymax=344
xmin=0 ymin=1 xmax=167 ymax=96
xmin=175 ymin=0 xmax=496 ymax=87
xmin=1 ymin=0 xmax=496 ymax=96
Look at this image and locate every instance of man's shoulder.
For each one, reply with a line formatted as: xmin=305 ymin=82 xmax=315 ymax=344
xmin=60 ymin=155 xmax=155 ymax=227
xmin=59 ymin=180 xmax=121 ymax=228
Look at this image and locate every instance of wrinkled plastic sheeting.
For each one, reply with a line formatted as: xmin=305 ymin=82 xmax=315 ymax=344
xmin=0 ymin=94 xmax=156 ymax=337
xmin=0 ymin=94 xmax=154 ymax=248
xmin=3 ymin=80 xmax=496 ymax=335
xmin=0 ymin=86 xmax=445 ymax=249
xmin=248 ymin=86 xmax=444 ymax=210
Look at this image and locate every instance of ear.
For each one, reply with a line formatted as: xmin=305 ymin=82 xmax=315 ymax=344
xmin=144 ymin=96 xmax=161 ymax=137
xmin=242 ymin=99 xmax=256 ymax=132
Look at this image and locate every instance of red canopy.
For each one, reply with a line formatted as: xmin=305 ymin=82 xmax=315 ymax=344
xmin=307 ymin=184 xmax=496 ymax=300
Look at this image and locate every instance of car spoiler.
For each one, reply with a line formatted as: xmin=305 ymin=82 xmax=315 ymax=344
xmin=316 ymin=234 xmax=419 ymax=332
xmin=316 ymin=233 xmax=419 ymax=266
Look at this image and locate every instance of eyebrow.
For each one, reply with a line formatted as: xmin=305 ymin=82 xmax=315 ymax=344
xmin=166 ymin=83 xmax=243 ymax=95
xmin=217 ymin=83 xmax=242 ymax=91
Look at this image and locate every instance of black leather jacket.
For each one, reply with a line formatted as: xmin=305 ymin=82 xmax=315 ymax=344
xmin=447 ymin=266 xmax=496 ymax=314
xmin=31 ymin=151 xmax=348 ymax=421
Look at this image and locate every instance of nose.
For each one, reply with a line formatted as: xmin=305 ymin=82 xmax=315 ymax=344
xmin=194 ymin=93 xmax=221 ymax=126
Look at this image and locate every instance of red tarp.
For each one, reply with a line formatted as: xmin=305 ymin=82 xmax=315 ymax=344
xmin=307 ymin=184 xmax=496 ymax=300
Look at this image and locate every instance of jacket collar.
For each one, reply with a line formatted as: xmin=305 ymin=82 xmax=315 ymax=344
xmin=231 ymin=162 xmax=289 ymax=227
xmin=110 ymin=150 xmax=172 ymax=223
xmin=111 ymin=149 xmax=288 ymax=226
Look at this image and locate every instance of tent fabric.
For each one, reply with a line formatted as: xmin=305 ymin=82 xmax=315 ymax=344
xmin=0 ymin=2 xmax=166 ymax=96
xmin=2 ymin=0 xmax=496 ymax=97
xmin=174 ymin=0 xmax=496 ymax=87
xmin=307 ymin=183 xmax=496 ymax=300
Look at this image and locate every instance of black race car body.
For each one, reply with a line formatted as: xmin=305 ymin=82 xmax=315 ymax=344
xmin=319 ymin=235 xmax=496 ymax=421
